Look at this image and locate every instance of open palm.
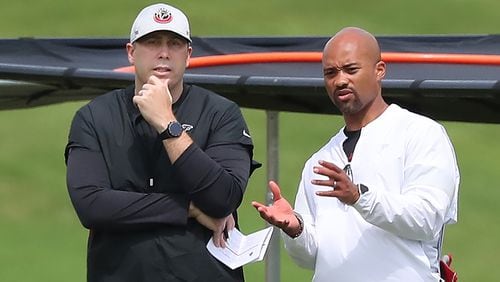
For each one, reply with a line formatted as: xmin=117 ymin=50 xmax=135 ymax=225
xmin=252 ymin=181 xmax=297 ymax=231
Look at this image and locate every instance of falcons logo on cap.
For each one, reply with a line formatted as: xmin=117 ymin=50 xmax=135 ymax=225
xmin=154 ymin=8 xmax=173 ymax=24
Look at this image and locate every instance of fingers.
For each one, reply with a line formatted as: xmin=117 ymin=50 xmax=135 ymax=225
xmin=313 ymin=160 xmax=342 ymax=177
xmin=133 ymin=76 xmax=174 ymax=129
xmin=212 ymin=229 xmax=224 ymax=248
xmin=312 ymin=161 xmax=360 ymax=204
xmin=252 ymin=204 xmax=290 ymax=229
xmin=252 ymin=203 xmax=278 ymax=225
xmin=219 ymin=232 xmax=227 ymax=248
xmin=222 ymin=215 xmax=234 ymax=247
xmin=268 ymin=181 xmax=282 ymax=201
xmin=213 ymin=216 xmax=227 ymax=248
xmin=252 ymin=203 xmax=270 ymax=219
xmin=214 ymin=215 xmax=235 ymax=249
xmin=141 ymin=77 xmax=169 ymax=93
xmin=147 ymin=75 xmax=169 ymax=86
xmin=315 ymin=189 xmax=340 ymax=197
xmin=251 ymin=180 xmax=283 ymax=209
xmin=250 ymin=181 xmax=281 ymax=214
xmin=226 ymin=214 xmax=235 ymax=231
xmin=252 ymin=181 xmax=297 ymax=230
xmin=146 ymin=76 xmax=170 ymax=97
xmin=311 ymin=160 xmax=354 ymax=201
xmin=251 ymin=201 xmax=277 ymax=224
xmin=251 ymin=200 xmax=266 ymax=209
xmin=311 ymin=178 xmax=333 ymax=187
xmin=132 ymin=95 xmax=141 ymax=107
xmin=317 ymin=160 xmax=342 ymax=172
xmin=312 ymin=160 xmax=346 ymax=188
xmin=147 ymin=75 xmax=160 ymax=84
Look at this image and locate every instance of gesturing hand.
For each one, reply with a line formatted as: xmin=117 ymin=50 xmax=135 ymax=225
xmin=312 ymin=160 xmax=360 ymax=205
xmin=251 ymin=181 xmax=301 ymax=237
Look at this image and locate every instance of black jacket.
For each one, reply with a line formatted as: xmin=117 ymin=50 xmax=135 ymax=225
xmin=65 ymin=84 xmax=257 ymax=282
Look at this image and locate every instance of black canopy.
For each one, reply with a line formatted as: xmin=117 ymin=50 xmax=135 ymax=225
xmin=1 ymin=35 xmax=499 ymax=123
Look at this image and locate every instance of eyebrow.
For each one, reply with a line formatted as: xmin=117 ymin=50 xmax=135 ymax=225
xmin=323 ymin=62 xmax=359 ymax=72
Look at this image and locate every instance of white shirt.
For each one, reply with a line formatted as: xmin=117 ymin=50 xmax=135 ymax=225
xmin=283 ymin=104 xmax=459 ymax=282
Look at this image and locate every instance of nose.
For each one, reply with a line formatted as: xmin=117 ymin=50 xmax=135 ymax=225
xmin=335 ymin=72 xmax=349 ymax=88
xmin=158 ymin=43 xmax=170 ymax=60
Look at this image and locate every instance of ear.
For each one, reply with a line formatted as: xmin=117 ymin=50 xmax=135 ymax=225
xmin=375 ymin=60 xmax=386 ymax=81
xmin=185 ymin=45 xmax=193 ymax=68
xmin=126 ymin=43 xmax=135 ymax=65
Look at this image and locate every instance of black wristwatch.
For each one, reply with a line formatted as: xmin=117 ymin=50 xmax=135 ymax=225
xmin=159 ymin=121 xmax=183 ymax=140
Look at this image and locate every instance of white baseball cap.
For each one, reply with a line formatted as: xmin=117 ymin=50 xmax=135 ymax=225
xmin=130 ymin=3 xmax=191 ymax=43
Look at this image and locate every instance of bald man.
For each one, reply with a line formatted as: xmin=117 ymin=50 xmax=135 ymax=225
xmin=252 ymin=27 xmax=459 ymax=281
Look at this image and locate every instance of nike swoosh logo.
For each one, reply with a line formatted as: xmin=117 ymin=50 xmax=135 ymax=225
xmin=243 ymin=129 xmax=251 ymax=138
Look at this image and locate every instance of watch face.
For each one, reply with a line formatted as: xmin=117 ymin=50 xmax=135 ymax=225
xmin=168 ymin=121 xmax=183 ymax=137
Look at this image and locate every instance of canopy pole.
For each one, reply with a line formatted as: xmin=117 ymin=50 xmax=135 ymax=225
xmin=265 ymin=110 xmax=280 ymax=282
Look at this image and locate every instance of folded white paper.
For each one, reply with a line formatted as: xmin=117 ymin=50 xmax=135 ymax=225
xmin=206 ymin=226 xmax=274 ymax=270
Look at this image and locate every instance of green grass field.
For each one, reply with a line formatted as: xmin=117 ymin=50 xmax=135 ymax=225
xmin=1 ymin=0 xmax=500 ymax=281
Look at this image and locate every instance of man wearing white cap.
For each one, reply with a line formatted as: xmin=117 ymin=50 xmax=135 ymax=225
xmin=65 ymin=3 xmax=258 ymax=281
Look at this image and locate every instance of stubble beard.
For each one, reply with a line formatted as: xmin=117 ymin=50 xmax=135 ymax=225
xmin=332 ymin=96 xmax=363 ymax=115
